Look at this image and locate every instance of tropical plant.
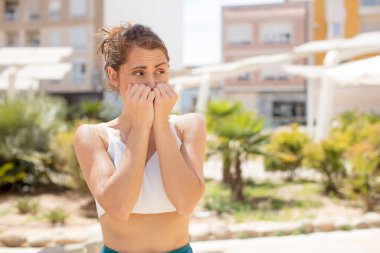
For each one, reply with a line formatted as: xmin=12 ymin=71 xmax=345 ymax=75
xmin=68 ymin=99 xmax=116 ymax=122
xmin=206 ymin=100 xmax=242 ymax=185
xmin=303 ymin=132 xmax=349 ymax=196
xmin=264 ymin=124 xmax=310 ymax=181
xmin=206 ymin=100 xmax=267 ymax=201
xmin=0 ymin=95 xmax=68 ymax=192
xmin=342 ymin=122 xmax=380 ymax=211
xmin=50 ymin=119 xmax=98 ymax=192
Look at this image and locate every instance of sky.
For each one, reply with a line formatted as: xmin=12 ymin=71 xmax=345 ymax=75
xmin=183 ymin=0 xmax=284 ymax=66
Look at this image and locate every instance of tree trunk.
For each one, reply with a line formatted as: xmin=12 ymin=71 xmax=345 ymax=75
xmin=222 ymin=153 xmax=232 ymax=185
xmin=231 ymin=152 xmax=244 ymax=202
xmin=365 ymin=194 xmax=374 ymax=212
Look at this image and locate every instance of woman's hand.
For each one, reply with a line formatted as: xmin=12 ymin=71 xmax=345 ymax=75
xmin=153 ymin=83 xmax=178 ymax=124
xmin=124 ymin=84 xmax=156 ymax=129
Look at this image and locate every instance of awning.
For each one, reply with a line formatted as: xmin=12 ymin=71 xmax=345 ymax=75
xmin=0 ymin=47 xmax=73 ymax=65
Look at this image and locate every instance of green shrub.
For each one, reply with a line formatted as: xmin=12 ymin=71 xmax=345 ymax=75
xmin=342 ymin=123 xmax=380 ymax=211
xmin=203 ymin=181 xmax=233 ymax=214
xmin=16 ymin=197 xmax=39 ymax=214
xmin=45 ymin=208 xmax=69 ymax=225
xmin=303 ymin=132 xmax=349 ymax=196
xmin=68 ymin=100 xmax=116 ymax=122
xmin=50 ymin=119 xmax=100 ymax=192
xmin=0 ymin=95 xmax=68 ymax=191
xmin=264 ymin=124 xmax=310 ymax=181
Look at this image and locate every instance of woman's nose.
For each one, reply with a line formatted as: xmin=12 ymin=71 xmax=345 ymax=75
xmin=144 ymin=76 xmax=156 ymax=89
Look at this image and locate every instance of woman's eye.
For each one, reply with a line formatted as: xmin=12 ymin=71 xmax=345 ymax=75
xmin=155 ymin=70 xmax=165 ymax=75
xmin=133 ymin=71 xmax=144 ymax=76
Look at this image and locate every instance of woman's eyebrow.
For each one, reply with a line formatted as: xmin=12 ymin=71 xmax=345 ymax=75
xmin=154 ymin=61 xmax=167 ymax=68
xmin=130 ymin=61 xmax=167 ymax=70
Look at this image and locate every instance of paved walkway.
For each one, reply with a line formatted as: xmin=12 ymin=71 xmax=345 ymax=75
xmin=191 ymin=228 xmax=380 ymax=253
xmin=1 ymin=229 xmax=380 ymax=253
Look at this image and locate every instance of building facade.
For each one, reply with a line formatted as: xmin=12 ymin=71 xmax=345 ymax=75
xmin=313 ymin=0 xmax=380 ymax=64
xmin=222 ymin=2 xmax=310 ymax=127
xmin=0 ymin=0 xmax=104 ymax=104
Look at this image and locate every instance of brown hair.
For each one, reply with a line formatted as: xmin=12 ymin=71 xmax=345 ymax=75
xmin=97 ymin=23 xmax=170 ymax=90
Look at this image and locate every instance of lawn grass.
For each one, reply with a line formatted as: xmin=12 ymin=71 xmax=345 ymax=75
xmin=203 ymin=179 xmax=323 ymax=223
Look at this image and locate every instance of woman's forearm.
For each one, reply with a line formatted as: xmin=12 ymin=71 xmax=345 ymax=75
xmin=154 ymin=120 xmax=204 ymax=215
xmin=101 ymin=126 xmax=150 ymax=220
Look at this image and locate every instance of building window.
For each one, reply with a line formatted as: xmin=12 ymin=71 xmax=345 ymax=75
xmin=6 ymin=31 xmax=19 ymax=47
xmin=272 ymin=101 xmax=306 ymax=126
xmin=327 ymin=22 xmax=344 ymax=38
xmin=49 ymin=80 xmax=60 ymax=85
xmin=325 ymin=0 xmax=345 ymax=39
xmin=70 ymin=26 xmax=87 ymax=50
xmin=226 ymin=23 xmax=252 ymax=45
xmin=260 ymin=22 xmax=292 ymax=44
xmin=49 ymin=30 xmax=61 ymax=46
xmin=26 ymin=30 xmax=40 ymax=47
xmin=261 ymin=67 xmax=289 ymax=81
xmin=69 ymin=0 xmax=87 ymax=18
xmin=237 ymin=72 xmax=251 ymax=81
xmin=48 ymin=0 xmax=61 ymax=20
xmin=72 ymin=62 xmax=86 ymax=84
xmin=24 ymin=0 xmax=40 ymax=21
xmin=360 ymin=0 xmax=380 ymax=6
xmin=360 ymin=21 xmax=380 ymax=32
xmin=4 ymin=0 xmax=19 ymax=21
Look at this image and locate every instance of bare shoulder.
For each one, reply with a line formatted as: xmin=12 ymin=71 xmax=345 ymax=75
xmin=174 ymin=113 xmax=206 ymax=139
xmin=74 ymin=123 xmax=107 ymax=150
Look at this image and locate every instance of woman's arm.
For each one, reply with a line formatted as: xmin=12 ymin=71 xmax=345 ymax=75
xmin=154 ymin=113 xmax=206 ymax=215
xmin=74 ymin=124 xmax=151 ymax=221
xmin=74 ymin=84 xmax=155 ymax=221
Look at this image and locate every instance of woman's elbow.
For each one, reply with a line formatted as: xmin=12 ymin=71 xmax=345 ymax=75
xmin=106 ymin=201 xmax=132 ymax=221
xmin=108 ymin=208 xmax=131 ymax=221
xmin=176 ymin=192 xmax=205 ymax=216
xmin=176 ymin=204 xmax=196 ymax=216
xmin=97 ymin=194 xmax=131 ymax=221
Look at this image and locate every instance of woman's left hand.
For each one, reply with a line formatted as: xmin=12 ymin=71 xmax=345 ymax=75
xmin=153 ymin=83 xmax=178 ymax=123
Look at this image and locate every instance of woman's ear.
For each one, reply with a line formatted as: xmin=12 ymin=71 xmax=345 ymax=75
xmin=107 ymin=66 xmax=119 ymax=90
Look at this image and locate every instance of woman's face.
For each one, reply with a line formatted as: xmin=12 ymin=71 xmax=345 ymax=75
xmin=112 ymin=46 xmax=169 ymax=95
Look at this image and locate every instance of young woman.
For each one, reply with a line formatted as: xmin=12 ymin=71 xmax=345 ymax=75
xmin=74 ymin=24 xmax=206 ymax=253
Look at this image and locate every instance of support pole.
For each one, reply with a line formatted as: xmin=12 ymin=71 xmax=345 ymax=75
xmin=315 ymin=50 xmax=341 ymax=141
xmin=196 ymin=73 xmax=211 ymax=113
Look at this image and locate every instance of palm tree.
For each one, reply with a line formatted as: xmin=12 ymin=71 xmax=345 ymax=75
xmin=206 ymin=100 xmax=267 ymax=201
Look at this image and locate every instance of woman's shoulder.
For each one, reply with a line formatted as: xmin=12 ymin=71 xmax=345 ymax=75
xmin=172 ymin=113 xmax=206 ymax=137
xmin=74 ymin=122 xmax=108 ymax=148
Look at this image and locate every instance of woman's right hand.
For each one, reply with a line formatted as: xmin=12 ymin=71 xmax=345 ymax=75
xmin=124 ymin=84 xmax=155 ymax=129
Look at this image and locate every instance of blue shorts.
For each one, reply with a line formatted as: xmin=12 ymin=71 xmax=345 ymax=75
xmin=101 ymin=242 xmax=193 ymax=253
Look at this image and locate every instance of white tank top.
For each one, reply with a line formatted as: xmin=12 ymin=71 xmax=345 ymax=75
xmin=95 ymin=115 xmax=181 ymax=216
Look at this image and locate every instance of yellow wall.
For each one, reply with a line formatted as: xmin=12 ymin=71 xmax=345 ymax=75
xmin=313 ymin=0 xmax=359 ymax=64
xmin=313 ymin=0 xmax=326 ymax=64
xmin=344 ymin=0 xmax=359 ymax=38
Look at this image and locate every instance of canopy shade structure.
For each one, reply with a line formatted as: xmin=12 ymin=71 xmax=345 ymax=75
xmin=189 ymin=53 xmax=294 ymax=81
xmin=293 ymin=31 xmax=380 ymax=61
xmin=325 ymin=55 xmax=380 ymax=86
xmin=0 ymin=67 xmax=38 ymax=90
xmin=282 ymin=65 xmax=325 ymax=79
xmin=0 ymin=47 xmax=73 ymax=65
xmin=0 ymin=47 xmax=73 ymax=98
xmin=293 ymin=39 xmax=345 ymax=55
xmin=284 ymin=55 xmax=380 ymax=86
xmin=17 ymin=63 xmax=72 ymax=80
